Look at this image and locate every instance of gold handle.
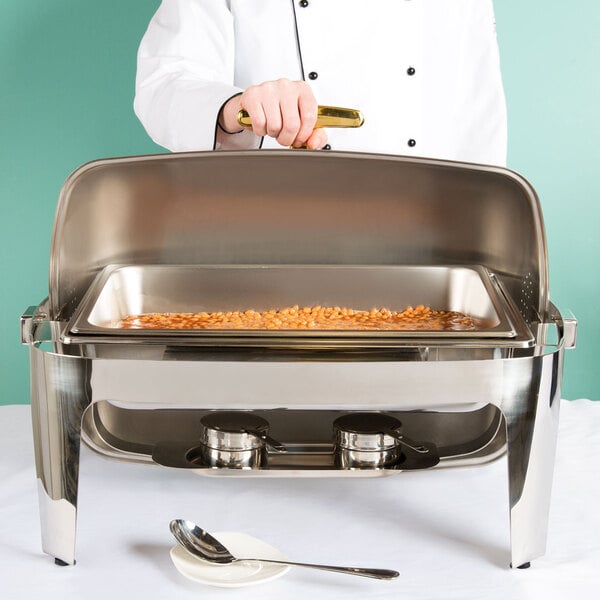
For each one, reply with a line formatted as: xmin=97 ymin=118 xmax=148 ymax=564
xmin=236 ymin=105 xmax=364 ymax=129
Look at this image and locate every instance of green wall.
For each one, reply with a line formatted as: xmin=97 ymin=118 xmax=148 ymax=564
xmin=1 ymin=1 xmax=598 ymax=404
xmin=494 ymin=1 xmax=599 ymax=399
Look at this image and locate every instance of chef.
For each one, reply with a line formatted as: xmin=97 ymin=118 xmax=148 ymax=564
xmin=134 ymin=0 xmax=507 ymax=165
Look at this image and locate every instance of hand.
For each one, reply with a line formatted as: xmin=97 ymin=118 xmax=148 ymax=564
xmin=219 ymin=79 xmax=328 ymax=149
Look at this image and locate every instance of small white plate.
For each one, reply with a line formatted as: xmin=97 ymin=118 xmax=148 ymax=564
xmin=170 ymin=531 xmax=290 ymax=588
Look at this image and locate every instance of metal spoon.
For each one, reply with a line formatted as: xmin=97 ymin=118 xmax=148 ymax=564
xmin=170 ymin=519 xmax=399 ymax=580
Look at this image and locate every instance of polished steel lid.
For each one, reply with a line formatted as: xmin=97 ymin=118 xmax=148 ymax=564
xmin=333 ymin=413 xmax=402 ymax=451
xmin=201 ymin=411 xmax=269 ymax=434
xmin=50 ymin=152 xmax=547 ymax=327
xmin=200 ymin=412 xmax=269 ymax=451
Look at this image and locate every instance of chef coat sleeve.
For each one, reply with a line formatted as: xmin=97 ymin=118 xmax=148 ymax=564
xmin=134 ymin=0 xmax=261 ymax=152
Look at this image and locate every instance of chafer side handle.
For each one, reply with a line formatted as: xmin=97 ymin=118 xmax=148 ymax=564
xmin=21 ymin=302 xmax=59 ymax=345
xmin=560 ymin=312 xmax=578 ymax=350
xmin=548 ymin=303 xmax=577 ymax=350
xmin=237 ymin=105 xmax=364 ymax=129
xmin=20 ymin=306 xmax=38 ymax=344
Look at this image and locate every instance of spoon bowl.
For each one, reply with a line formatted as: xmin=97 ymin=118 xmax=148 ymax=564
xmin=169 ymin=519 xmax=399 ymax=580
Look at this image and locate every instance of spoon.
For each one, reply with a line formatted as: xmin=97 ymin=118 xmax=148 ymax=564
xmin=170 ymin=519 xmax=399 ymax=580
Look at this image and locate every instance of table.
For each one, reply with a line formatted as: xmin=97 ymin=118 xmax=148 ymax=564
xmin=1 ymin=400 xmax=599 ymax=599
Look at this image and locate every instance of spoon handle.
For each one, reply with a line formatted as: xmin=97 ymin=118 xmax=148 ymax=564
xmin=237 ymin=558 xmax=399 ymax=580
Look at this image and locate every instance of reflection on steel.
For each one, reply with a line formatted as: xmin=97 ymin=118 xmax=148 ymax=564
xmin=22 ymin=151 xmax=576 ymax=568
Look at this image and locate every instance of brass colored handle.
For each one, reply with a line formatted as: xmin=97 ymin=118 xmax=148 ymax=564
xmin=236 ymin=105 xmax=364 ymax=129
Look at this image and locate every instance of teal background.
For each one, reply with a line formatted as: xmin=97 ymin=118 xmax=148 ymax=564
xmin=1 ymin=1 xmax=598 ymax=405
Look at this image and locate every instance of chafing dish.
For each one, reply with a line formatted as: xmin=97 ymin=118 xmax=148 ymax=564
xmin=21 ymin=150 xmax=576 ymax=568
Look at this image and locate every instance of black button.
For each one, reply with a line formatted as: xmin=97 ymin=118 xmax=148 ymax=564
xmin=299 ymin=0 xmax=309 ymax=6
xmin=408 ymin=139 xmax=416 ymax=147
xmin=323 ymin=144 xmax=331 ymax=150
xmin=407 ymin=67 xmax=416 ymax=76
xmin=308 ymin=71 xmax=318 ymax=80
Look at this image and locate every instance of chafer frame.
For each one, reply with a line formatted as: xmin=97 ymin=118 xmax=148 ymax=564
xmin=21 ymin=151 xmax=577 ymax=569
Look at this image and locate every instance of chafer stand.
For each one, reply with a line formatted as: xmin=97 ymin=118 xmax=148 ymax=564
xmin=21 ymin=151 xmax=577 ymax=569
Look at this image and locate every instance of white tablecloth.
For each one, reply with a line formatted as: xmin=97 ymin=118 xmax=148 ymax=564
xmin=1 ymin=400 xmax=599 ymax=599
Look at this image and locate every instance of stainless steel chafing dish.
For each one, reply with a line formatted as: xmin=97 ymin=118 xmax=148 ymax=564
xmin=21 ymin=150 xmax=576 ymax=568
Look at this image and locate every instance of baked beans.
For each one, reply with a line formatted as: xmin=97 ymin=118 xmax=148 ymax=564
xmin=118 ymin=304 xmax=476 ymax=331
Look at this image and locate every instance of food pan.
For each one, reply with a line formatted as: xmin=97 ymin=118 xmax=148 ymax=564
xmin=67 ymin=264 xmax=532 ymax=346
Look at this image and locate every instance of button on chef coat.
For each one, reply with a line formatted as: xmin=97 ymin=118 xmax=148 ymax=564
xmin=134 ymin=0 xmax=507 ymax=166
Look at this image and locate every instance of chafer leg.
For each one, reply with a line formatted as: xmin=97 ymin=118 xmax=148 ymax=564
xmin=503 ymin=352 xmax=561 ymax=569
xmin=29 ymin=347 xmax=91 ymax=566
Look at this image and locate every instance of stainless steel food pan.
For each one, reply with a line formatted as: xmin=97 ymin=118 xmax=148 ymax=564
xmin=67 ymin=264 xmax=533 ymax=346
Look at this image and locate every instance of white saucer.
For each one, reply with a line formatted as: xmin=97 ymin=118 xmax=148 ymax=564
xmin=170 ymin=531 xmax=290 ymax=588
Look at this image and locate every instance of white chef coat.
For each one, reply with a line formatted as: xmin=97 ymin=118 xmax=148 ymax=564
xmin=134 ymin=0 xmax=507 ymax=165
